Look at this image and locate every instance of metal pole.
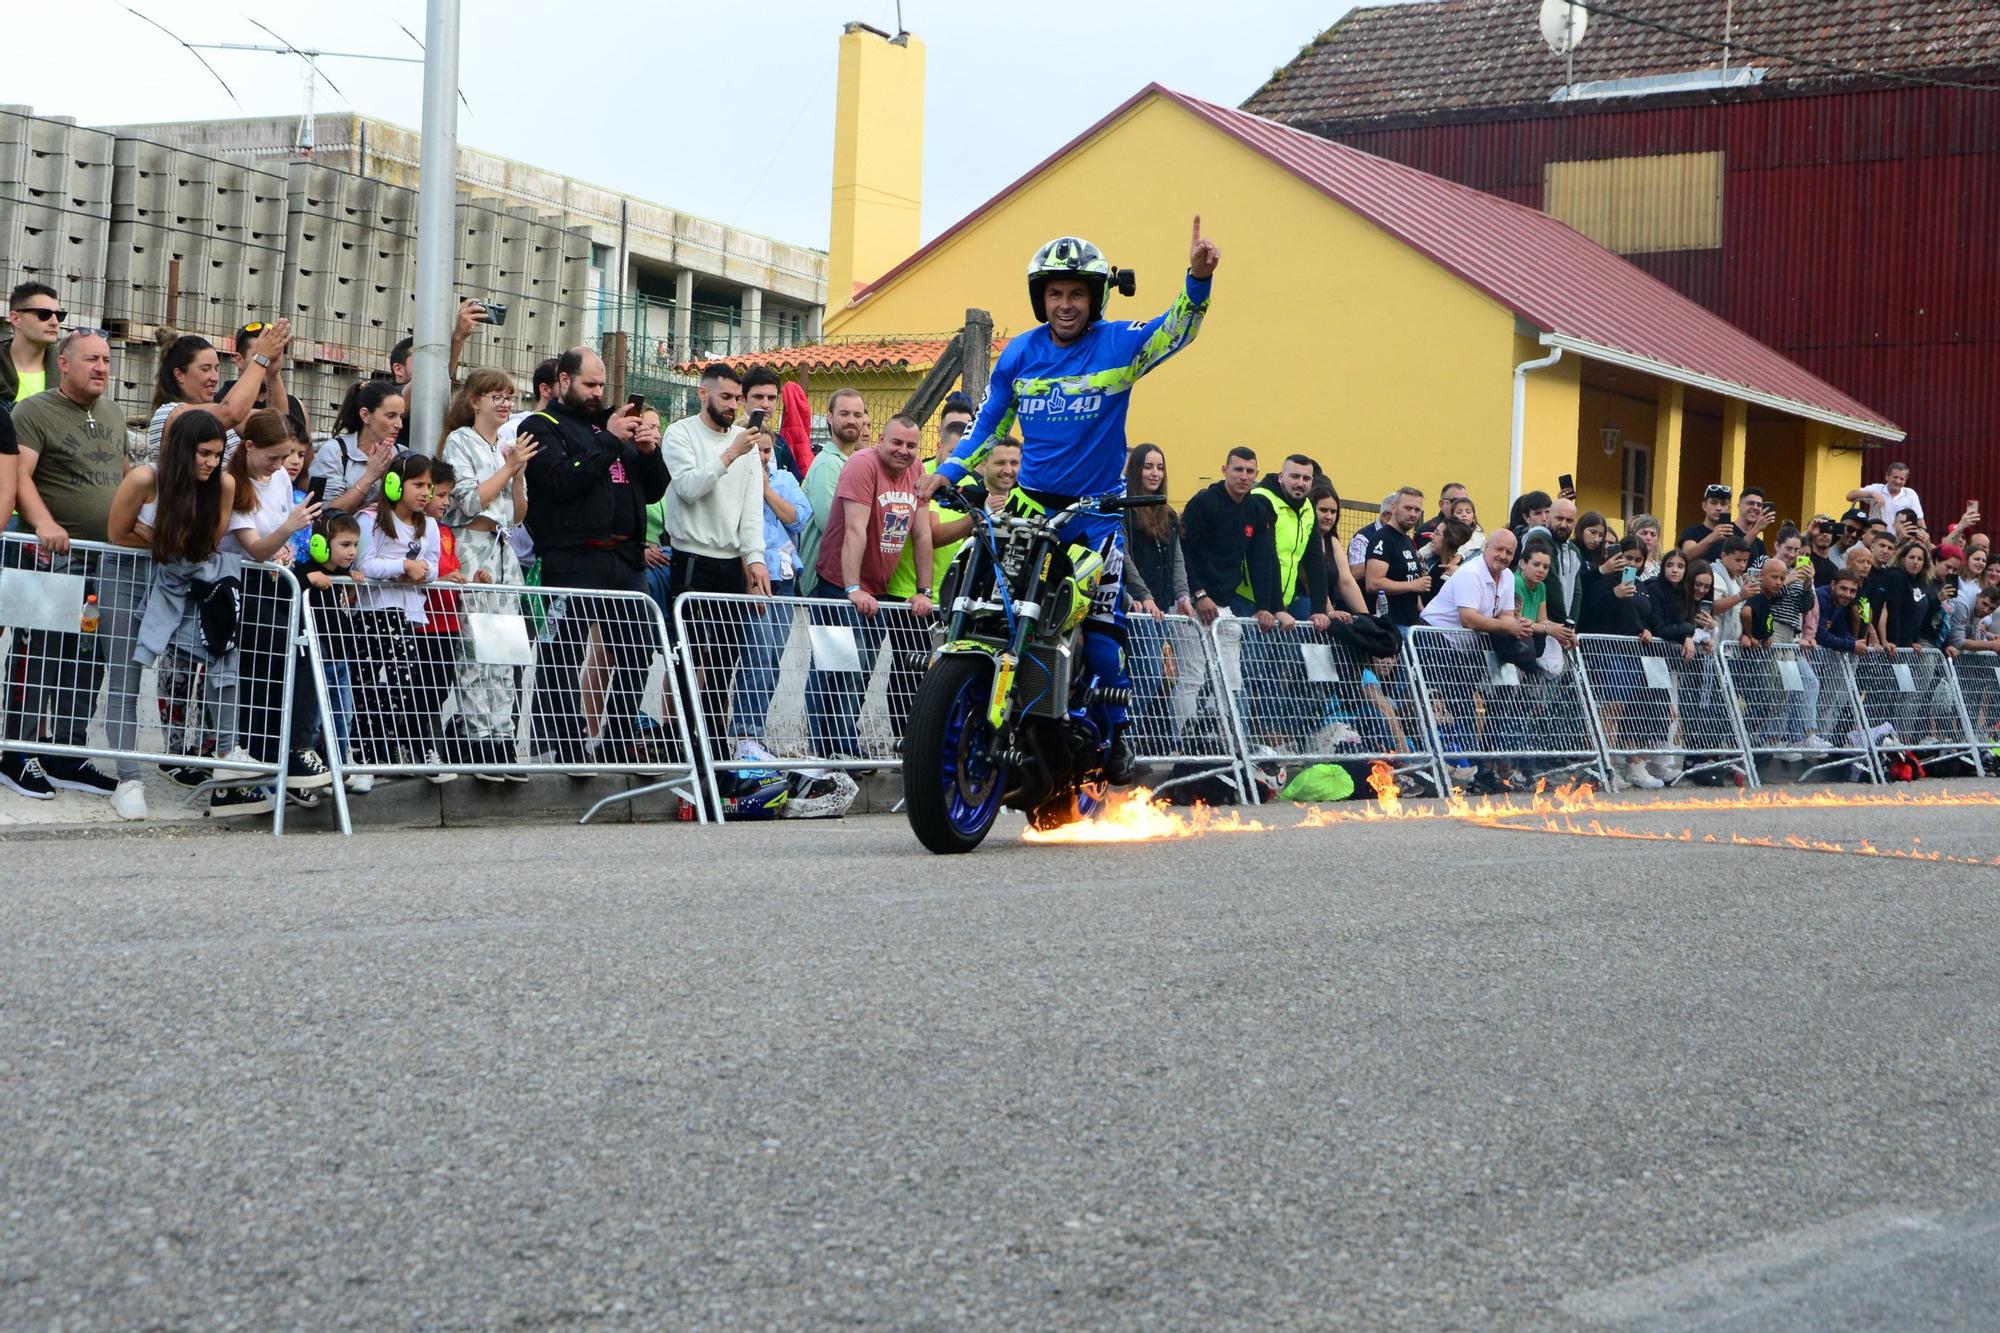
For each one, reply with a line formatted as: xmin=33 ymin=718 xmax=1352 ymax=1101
xmin=409 ymin=0 xmax=460 ymax=454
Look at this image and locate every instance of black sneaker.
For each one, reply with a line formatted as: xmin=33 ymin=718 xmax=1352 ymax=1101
xmin=286 ymin=748 xmax=332 ymax=791
xmin=287 ymin=786 xmax=324 ymax=810
xmin=209 ymin=786 xmax=275 ymax=818
xmin=0 ymin=753 xmax=57 ymax=800
xmin=160 ymin=763 xmax=208 ymax=788
xmin=41 ymin=757 xmax=119 ymax=797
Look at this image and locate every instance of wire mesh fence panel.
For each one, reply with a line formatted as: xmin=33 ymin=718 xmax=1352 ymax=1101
xmin=1848 ymin=647 xmax=1983 ymax=772
xmin=0 ymin=533 xmax=311 ymax=832
xmin=1405 ymin=626 xmax=1609 ymax=788
xmin=1123 ymin=612 xmax=1257 ymax=799
xmin=1955 ymin=652 xmax=2000 ymax=770
xmin=1574 ymin=635 xmax=1749 ymax=787
xmin=1719 ymin=643 xmax=1879 ymax=783
xmin=671 ymin=591 xmax=933 ymax=772
xmin=302 ymin=575 xmax=705 ymax=822
xmin=1207 ymin=614 xmax=1439 ymax=793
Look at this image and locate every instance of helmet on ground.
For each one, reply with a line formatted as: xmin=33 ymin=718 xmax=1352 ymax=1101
xmin=1027 ymin=236 xmax=1112 ymax=325
xmin=720 ymin=769 xmax=790 ymax=820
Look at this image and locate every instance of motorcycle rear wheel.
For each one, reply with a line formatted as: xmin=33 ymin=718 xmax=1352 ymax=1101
xmin=903 ymin=655 xmax=1009 ymax=854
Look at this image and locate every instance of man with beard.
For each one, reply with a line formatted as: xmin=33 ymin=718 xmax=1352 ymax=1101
xmin=1544 ymin=495 xmax=1581 ymax=624
xmin=659 ymin=362 xmax=775 ymax=771
xmin=1364 ymin=487 xmax=1433 ymax=629
xmin=797 ymin=387 xmax=870 ymax=595
xmin=520 ymin=346 xmax=666 ymax=769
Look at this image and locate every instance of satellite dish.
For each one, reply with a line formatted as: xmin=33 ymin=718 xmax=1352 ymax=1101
xmin=1540 ymin=0 xmax=1589 ymax=55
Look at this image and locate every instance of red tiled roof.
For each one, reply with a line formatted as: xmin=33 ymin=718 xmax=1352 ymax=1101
xmin=677 ymin=336 xmax=1008 ymax=376
xmin=1243 ymin=0 xmax=2000 ymax=128
xmin=851 ymin=84 xmax=1900 ymax=437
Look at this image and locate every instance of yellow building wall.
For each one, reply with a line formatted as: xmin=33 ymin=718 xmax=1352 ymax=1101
xmin=827 ymin=94 xmax=1525 ymax=509
xmin=1513 ymin=335 xmax=1583 ymax=510
xmin=828 ymin=28 xmax=926 ymax=305
xmin=1574 ymin=387 xmax=1659 ymax=522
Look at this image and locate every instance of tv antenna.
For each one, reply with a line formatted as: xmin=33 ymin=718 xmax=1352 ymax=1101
xmin=187 ymin=18 xmax=426 ymax=159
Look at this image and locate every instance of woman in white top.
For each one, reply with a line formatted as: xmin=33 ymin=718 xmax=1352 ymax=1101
xmin=146 ymin=323 xmax=291 ymax=465
xmin=222 ymin=409 xmax=331 ymax=798
xmin=353 ymin=451 xmax=444 ymax=771
xmin=439 ymin=369 xmax=537 ymax=760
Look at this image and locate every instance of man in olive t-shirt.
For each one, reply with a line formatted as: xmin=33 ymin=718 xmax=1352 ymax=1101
xmin=2 ymin=331 xmax=130 ymax=800
xmin=11 ymin=352 xmax=125 ymax=547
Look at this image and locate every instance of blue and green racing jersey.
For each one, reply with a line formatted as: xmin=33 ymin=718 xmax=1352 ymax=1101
xmin=936 ymin=269 xmax=1212 ymax=499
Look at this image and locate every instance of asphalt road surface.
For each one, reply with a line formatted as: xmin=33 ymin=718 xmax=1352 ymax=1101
xmin=6 ymin=787 xmax=2000 ymax=1329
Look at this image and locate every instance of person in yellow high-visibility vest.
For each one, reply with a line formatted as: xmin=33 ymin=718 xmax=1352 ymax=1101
xmin=1230 ymin=453 xmax=1331 ymax=747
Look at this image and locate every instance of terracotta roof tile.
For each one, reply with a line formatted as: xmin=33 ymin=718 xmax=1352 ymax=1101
xmin=676 ymin=336 xmax=1008 ymax=376
xmin=1243 ymin=0 xmax=2000 ymax=128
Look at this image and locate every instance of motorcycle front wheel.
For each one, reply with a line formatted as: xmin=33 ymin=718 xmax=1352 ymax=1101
xmin=903 ymin=655 xmax=1009 ymax=854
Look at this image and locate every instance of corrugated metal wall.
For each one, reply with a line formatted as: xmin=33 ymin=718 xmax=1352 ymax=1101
xmin=1328 ymin=85 xmax=2000 ymax=507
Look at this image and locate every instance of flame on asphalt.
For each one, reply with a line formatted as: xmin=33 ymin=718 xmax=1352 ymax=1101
xmin=1020 ymin=787 xmax=1268 ymax=843
xmin=1298 ymin=761 xmax=2000 ymax=864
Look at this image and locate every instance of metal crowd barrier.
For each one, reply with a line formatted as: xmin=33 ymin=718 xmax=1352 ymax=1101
xmin=1573 ymin=634 xmax=1751 ymax=787
xmin=1403 ymin=625 xmax=1612 ymax=789
xmin=670 ymin=591 xmax=927 ymax=818
xmin=1210 ymin=613 xmax=1440 ymax=796
xmin=302 ymin=576 xmax=706 ymax=833
xmin=0 ymin=532 xmax=309 ymax=834
xmin=1127 ymin=611 xmax=1258 ymax=801
xmin=1958 ymin=650 xmax=2000 ymax=764
xmin=1720 ymin=642 xmax=1879 ymax=783
xmin=1849 ymin=646 xmax=1984 ymax=775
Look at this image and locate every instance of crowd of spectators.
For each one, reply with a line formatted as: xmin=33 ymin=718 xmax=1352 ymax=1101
xmin=0 ymin=275 xmax=1995 ymax=819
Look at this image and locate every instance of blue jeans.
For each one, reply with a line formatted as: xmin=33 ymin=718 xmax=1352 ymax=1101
xmin=805 ymin=600 xmax=928 ymax=759
xmin=1228 ymin=593 xmax=1316 ymax=743
xmin=729 ymin=578 xmax=795 ymax=743
xmin=321 ymin=660 xmax=355 ymax=754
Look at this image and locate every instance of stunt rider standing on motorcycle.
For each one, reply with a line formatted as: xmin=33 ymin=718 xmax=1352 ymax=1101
xmin=918 ymin=216 xmax=1221 ymax=783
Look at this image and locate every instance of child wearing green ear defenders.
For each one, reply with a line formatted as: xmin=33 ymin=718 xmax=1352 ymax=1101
xmin=304 ymin=511 xmax=365 ymax=779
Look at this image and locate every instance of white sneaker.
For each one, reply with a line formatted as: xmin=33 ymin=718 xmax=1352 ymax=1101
xmin=1775 ymin=750 xmax=1803 ymax=763
xmin=423 ymin=749 xmax=457 ymax=785
xmin=1624 ymin=761 xmax=1665 ymax=790
xmin=111 ymin=779 xmax=148 ymax=821
xmin=1648 ymin=756 xmax=1681 ymax=780
xmin=1448 ymin=764 xmax=1477 ymax=788
xmin=210 ymin=746 xmax=262 ymax=779
xmin=1803 ymin=734 xmax=1832 ymax=753
xmin=345 ymin=772 xmax=375 ymax=795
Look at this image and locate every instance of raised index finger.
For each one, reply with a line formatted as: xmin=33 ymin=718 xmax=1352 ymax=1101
xmin=1191 ymin=213 xmax=1202 ymax=247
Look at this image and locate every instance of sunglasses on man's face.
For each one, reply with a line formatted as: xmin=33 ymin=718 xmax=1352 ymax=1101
xmin=13 ymin=306 xmax=65 ymax=322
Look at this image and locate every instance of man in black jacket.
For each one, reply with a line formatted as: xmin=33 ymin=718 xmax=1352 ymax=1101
xmin=1180 ymin=446 xmax=1260 ymax=625
xmin=521 ymin=346 xmax=669 ymax=767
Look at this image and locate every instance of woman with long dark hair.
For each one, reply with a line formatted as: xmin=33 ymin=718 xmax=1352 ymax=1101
xmin=126 ymin=411 xmax=261 ymax=814
xmin=309 ymin=379 xmax=405 ymax=515
xmin=1120 ymin=443 xmax=1195 ymax=753
xmin=146 ymin=322 xmax=291 ymax=463
xmin=220 ymin=409 xmax=332 ymax=809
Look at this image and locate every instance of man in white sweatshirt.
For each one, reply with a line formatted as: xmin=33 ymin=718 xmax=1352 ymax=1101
xmin=660 ymin=362 xmax=772 ymax=764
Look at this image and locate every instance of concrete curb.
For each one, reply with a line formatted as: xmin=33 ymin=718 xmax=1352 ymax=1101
xmin=0 ymin=769 xmax=911 ymax=838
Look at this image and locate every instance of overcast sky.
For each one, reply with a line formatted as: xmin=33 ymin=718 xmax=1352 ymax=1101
xmin=11 ymin=0 xmax=1377 ymax=253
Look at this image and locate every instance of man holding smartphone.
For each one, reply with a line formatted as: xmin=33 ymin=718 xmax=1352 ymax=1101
xmin=518 ymin=346 xmax=666 ymax=769
xmin=660 ymin=362 xmax=772 ymax=775
xmin=1678 ymin=484 xmax=1737 ymax=561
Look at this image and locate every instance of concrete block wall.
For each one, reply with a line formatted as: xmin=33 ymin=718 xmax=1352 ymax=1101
xmin=106 ymin=137 xmax=287 ymax=336
xmin=0 ymin=107 xmax=115 ymax=326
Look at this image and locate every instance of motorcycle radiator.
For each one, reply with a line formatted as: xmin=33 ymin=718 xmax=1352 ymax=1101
xmin=1013 ymin=638 xmax=1076 ymax=720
